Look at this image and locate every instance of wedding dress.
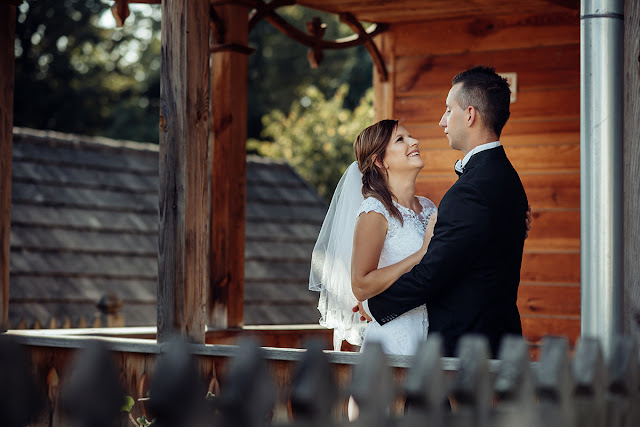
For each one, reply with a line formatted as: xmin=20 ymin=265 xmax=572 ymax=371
xmin=309 ymin=161 xmax=437 ymax=355
xmin=357 ymin=196 xmax=436 ymax=355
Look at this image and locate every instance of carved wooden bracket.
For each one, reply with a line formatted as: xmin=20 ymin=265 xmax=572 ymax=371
xmin=241 ymin=0 xmax=389 ymax=80
xmin=113 ymin=0 xmax=389 ymax=80
xmin=111 ymin=0 xmax=131 ymax=27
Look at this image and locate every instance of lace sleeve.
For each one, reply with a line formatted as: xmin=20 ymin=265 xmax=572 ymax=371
xmin=357 ymin=197 xmax=391 ymax=223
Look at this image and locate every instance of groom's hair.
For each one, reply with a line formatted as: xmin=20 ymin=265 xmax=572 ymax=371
xmin=354 ymin=119 xmax=403 ymax=224
xmin=452 ymin=65 xmax=511 ymax=138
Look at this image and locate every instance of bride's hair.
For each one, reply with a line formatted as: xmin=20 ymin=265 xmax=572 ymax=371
xmin=353 ymin=119 xmax=403 ymax=224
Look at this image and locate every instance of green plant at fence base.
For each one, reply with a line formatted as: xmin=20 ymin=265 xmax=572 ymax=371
xmin=121 ymin=392 xmax=217 ymax=426
xmin=121 ymin=395 xmax=155 ymax=426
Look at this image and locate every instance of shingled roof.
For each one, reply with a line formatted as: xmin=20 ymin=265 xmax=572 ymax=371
xmin=8 ymin=128 xmax=326 ymax=328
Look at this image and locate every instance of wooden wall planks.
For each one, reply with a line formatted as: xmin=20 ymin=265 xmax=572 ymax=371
xmin=393 ymin=12 xmax=579 ymax=57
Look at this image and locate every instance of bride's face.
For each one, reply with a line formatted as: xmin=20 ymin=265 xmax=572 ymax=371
xmin=380 ymin=125 xmax=424 ymax=174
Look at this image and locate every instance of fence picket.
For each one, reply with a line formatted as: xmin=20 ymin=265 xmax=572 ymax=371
xmin=216 ymin=338 xmax=276 ymax=427
xmin=59 ymin=340 xmax=124 ymax=427
xmin=289 ymin=340 xmax=338 ymax=426
xmin=3 ymin=332 xmax=640 ymax=427
xmin=493 ymin=335 xmax=534 ymax=427
xmin=146 ymin=338 xmax=207 ymax=427
xmin=350 ymin=342 xmax=394 ymax=427
xmin=0 ymin=336 xmax=44 ymax=427
xmin=572 ymin=337 xmax=606 ymax=427
xmin=449 ymin=335 xmax=492 ymax=427
xmin=401 ymin=334 xmax=447 ymax=427
xmin=605 ymin=336 xmax=638 ymax=427
xmin=535 ymin=336 xmax=575 ymax=427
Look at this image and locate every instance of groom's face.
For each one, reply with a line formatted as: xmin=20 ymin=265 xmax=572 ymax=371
xmin=439 ymin=83 xmax=467 ymax=153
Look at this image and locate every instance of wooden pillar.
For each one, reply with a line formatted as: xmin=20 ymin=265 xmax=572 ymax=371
xmin=0 ymin=4 xmax=16 ymax=332
xmin=157 ymin=0 xmax=209 ymax=343
xmin=623 ymin=0 xmax=640 ymax=343
xmin=208 ymin=4 xmax=249 ymax=329
xmin=373 ymin=32 xmax=395 ymax=122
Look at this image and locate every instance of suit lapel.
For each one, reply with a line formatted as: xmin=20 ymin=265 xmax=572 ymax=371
xmin=459 ymin=146 xmax=506 ymax=177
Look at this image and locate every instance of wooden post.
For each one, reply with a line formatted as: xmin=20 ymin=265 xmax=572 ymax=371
xmin=0 ymin=4 xmax=16 ymax=333
xmin=208 ymin=4 xmax=249 ymax=329
xmin=373 ymin=32 xmax=394 ymax=122
xmin=157 ymin=0 xmax=209 ymax=343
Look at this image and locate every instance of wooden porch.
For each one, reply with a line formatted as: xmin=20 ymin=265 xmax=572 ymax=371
xmin=0 ymin=0 xmax=639 ymax=424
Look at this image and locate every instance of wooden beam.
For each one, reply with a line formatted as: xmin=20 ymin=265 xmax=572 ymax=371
xmin=0 ymin=4 xmax=16 ymax=332
xmin=209 ymin=3 xmax=249 ymax=329
xmin=157 ymin=0 xmax=209 ymax=343
xmin=373 ymin=32 xmax=394 ymax=122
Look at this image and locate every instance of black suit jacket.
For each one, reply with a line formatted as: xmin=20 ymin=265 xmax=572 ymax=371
xmin=368 ymin=146 xmax=528 ymax=357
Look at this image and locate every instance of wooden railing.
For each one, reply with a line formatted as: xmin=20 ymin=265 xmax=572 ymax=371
xmin=1 ymin=329 xmax=638 ymax=427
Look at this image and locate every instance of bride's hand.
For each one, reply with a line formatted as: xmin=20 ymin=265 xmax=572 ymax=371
xmin=419 ymin=212 xmax=437 ymax=257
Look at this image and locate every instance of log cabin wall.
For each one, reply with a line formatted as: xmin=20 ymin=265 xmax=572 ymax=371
xmin=373 ymin=9 xmax=581 ymax=352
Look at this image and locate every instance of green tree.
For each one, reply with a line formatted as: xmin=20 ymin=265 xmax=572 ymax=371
xmin=13 ymin=1 xmax=374 ymax=151
xmin=249 ymin=85 xmax=374 ymax=199
xmin=248 ymin=6 xmax=373 ymax=139
xmin=14 ymin=0 xmax=161 ymax=142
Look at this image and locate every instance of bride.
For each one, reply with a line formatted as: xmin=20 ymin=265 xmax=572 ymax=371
xmin=310 ymin=119 xmax=436 ymax=355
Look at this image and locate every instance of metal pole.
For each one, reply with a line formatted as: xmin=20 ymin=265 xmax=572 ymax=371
xmin=580 ymin=0 xmax=624 ymax=356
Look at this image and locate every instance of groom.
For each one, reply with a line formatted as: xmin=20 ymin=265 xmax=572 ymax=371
xmin=362 ymin=65 xmax=528 ymax=358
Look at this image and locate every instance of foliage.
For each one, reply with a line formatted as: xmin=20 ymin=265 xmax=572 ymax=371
xmin=121 ymin=395 xmax=155 ymax=426
xmin=13 ymin=1 xmax=372 ymax=144
xmin=14 ymin=0 xmax=161 ymax=142
xmin=13 ymin=1 xmax=375 ymax=195
xmin=247 ymin=7 xmax=373 ymax=139
xmin=249 ymin=85 xmax=374 ymax=199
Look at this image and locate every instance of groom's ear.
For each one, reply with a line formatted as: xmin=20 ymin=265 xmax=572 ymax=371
xmin=467 ymin=106 xmax=477 ymax=127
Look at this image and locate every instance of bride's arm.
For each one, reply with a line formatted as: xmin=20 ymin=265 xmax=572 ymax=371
xmin=351 ymin=212 xmax=436 ymax=301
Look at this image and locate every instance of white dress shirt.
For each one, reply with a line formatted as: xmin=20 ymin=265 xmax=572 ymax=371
xmin=454 ymin=140 xmax=501 ymax=174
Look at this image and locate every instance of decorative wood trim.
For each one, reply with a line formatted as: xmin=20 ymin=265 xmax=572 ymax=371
xmin=340 ymin=12 xmax=388 ymax=81
xmin=209 ymin=3 xmax=250 ymax=329
xmin=247 ymin=0 xmax=294 ymax=31
xmin=245 ymin=0 xmax=389 ymax=78
xmin=112 ymin=0 xmax=162 ymax=26
xmin=0 ymin=3 xmax=16 ymax=332
xmin=119 ymin=0 xmax=390 ymax=79
xmin=158 ymin=0 xmax=209 ymax=343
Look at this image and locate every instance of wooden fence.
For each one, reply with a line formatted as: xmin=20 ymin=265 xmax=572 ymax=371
xmin=1 ymin=333 xmax=638 ymax=427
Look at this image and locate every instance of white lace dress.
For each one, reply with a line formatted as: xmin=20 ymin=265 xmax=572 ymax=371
xmin=357 ymin=196 xmax=437 ymax=355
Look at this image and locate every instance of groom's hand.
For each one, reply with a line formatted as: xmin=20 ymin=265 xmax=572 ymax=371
xmin=353 ymin=302 xmax=372 ymax=322
xmin=525 ymin=204 xmax=533 ymax=239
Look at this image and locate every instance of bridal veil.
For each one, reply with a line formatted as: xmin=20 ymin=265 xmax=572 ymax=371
xmin=309 ymin=161 xmax=366 ymax=351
